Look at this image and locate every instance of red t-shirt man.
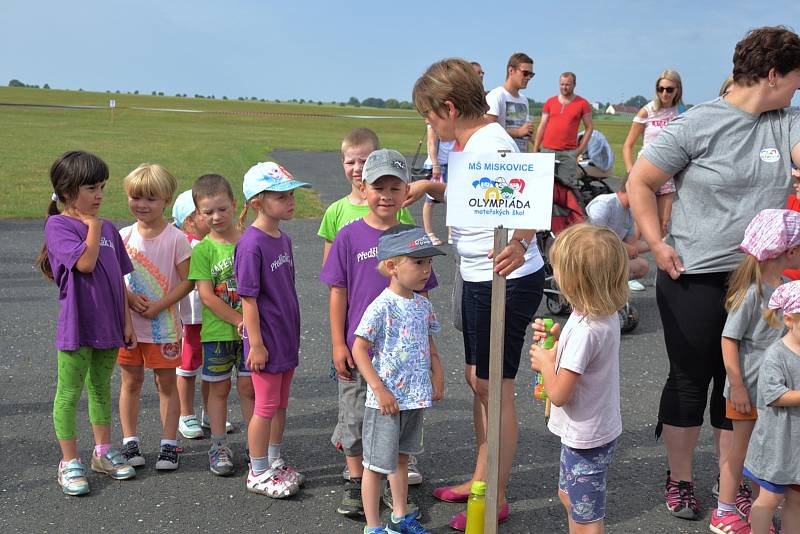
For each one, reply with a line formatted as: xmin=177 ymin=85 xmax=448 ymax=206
xmin=540 ymin=95 xmax=593 ymax=150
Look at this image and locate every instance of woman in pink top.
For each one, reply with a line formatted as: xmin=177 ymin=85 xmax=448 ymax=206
xmin=622 ymin=69 xmax=685 ymax=237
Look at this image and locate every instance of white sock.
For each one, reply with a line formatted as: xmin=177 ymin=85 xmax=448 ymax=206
xmin=122 ymin=436 xmax=139 ymax=445
xmin=717 ymin=500 xmax=736 ymax=514
xmin=268 ymin=442 xmax=281 ymax=464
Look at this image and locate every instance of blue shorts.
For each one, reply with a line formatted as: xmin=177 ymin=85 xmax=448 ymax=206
xmin=201 ymin=341 xmax=250 ymax=382
xmin=743 ymin=467 xmax=800 ymax=494
xmin=558 ymin=439 xmax=617 ymax=524
xmin=462 ymin=268 xmax=544 ymax=379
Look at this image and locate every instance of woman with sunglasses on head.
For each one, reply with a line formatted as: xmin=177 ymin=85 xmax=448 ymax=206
xmin=628 ymin=27 xmax=800 ymax=523
xmin=622 ymin=69 xmax=685 ymax=238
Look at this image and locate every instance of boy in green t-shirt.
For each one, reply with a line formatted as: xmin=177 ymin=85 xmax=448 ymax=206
xmin=188 ymin=174 xmax=254 ymax=477
xmin=318 ymin=127 xmax=415 ymax=265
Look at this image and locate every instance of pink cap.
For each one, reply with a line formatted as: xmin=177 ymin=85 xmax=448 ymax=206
xmin=768 ymin=280 xmax=800 ymax=314
xmin=740 ymin=209 xmax=800 ymax=261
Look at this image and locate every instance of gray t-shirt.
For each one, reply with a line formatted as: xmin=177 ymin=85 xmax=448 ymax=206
xmin=722 ymin=282 xmax=785 ymax=402
xmin=642 ymin=98 xmax=800 ymax=274
xmin=744 ymin=340 xmax=800 ymax=484
xmin=586 ymin=193 xmax=634 ymax=241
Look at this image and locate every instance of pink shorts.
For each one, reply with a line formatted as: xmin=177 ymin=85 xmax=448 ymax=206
xmin=656 ymin=177 xmax=676 ymax=196
xmin=176 ymin=324 xmax=202 ymax=377
xmin=252 ymin=368 xmax=295 ymax=419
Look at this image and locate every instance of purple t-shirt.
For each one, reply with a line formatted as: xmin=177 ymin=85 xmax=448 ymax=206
xmin=319 ymin=218 xmax=438 ymax=351
xmin=44 ymin=215 xmax=133 ymax=351
xmin=234 ymin=226 xmax=300 ymax=373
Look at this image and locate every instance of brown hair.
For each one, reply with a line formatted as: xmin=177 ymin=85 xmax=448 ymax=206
xmin=341 ymin=127 xmax=379 ymax=157
xmin=35 ymin=151 xmax=109 ymax=280
xmin=732 ymin=26 xmax=800 ymax=86
xmin=506 ymin=52 xmax=534 ymax=79
xmin=653 ymin=69 xmax=684 ymax=112
xmin=549 ymin=224 xmax=629 ymax=317
xmin=725 ymin=255 xmax=763 ymax=311
xmin=719 ymin=74 xmax=735 ymax=97
xmin=191 ymin=173 xmax=234 ymax=205
xmin=561 ymin=71 xmax=577 ymax=84
xmin=377 ymin=256 xmax=408 ymax=277
xmin=413 ymin=58 xmax=489 ymax=121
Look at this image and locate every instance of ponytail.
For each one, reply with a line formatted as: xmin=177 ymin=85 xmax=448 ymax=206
xmin=34 ymin=198 xmax=63 ymax=280
xmin=725 ymin=255 xmax=761 ymax=311
xmin=762 ymin=307 xmax=784 ymax=329
xmin=237 ymin=202 xmax=250 ymax=231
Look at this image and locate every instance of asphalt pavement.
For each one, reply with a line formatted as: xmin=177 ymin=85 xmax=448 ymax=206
xmin=0 ymin=150 xmax=722 ymax=533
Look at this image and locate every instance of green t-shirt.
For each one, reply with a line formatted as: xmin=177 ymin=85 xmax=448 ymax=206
xmin=317 ymin=196 xmax=415 ymax=241
xmin=188 ymin=236 xmax=241 ymax=342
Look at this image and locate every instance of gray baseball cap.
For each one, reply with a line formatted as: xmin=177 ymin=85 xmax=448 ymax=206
xmin=363 ymin=149 xmax=410 ymax=184
xmin=378 ymin=224 xmax=446 ymax=260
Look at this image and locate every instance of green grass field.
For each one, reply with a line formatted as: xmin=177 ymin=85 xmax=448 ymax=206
xmin=0 ymin=87 xmax=640 ymax=219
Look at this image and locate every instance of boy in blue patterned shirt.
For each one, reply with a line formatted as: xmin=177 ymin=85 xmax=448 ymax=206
xmin=352 ymin=224 xmax=445 ymax=534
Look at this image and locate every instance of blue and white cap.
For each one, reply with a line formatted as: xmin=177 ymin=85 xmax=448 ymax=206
xmin=243 ymin=162 xmax=311 ymax=200
xmin=172 ymin=189 xmax=196 ymax=228
xmin=378 ymin=224 xmax=446 ymax=260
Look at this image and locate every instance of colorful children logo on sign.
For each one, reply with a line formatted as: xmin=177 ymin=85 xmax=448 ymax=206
xmin=446 ymin=152 xmax=554 ymax=230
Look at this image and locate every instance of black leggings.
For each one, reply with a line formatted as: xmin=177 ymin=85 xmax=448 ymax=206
xmin=656 ymin=270 xmax=733 ymax=432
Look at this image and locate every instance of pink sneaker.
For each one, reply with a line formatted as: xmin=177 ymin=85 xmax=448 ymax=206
xmin=664 ymin=472 xmax=699 ymax=519
xmin=246 ymin=468 xmax=298 ymax=498
xmin=735 ymin=482 xmax=753 ymax=518
xmin=709 ymin=508 xmax=751 ymax=534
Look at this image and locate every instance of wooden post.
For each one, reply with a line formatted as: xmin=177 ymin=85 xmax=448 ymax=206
xmin=484 ymin=226 xmax=507 ymax=533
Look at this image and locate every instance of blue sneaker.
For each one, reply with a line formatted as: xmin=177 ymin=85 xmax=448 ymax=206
xmin=57 ymin=458 xmax=89 ymax=496
xmin=208 ymin=443 xmax=234 ymax=476
xmin=386 ymin=512 xmax=430 ymax=534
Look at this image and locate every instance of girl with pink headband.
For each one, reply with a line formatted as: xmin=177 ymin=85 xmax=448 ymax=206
xmin=712 ymin=209 xmax=800 ymax=534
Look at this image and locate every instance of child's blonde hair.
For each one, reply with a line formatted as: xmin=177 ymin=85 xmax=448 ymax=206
xmin=377 ymin=255 xmax=407 ymax=277
xmin=763 ymin=308 xmax=798 ymax=329
xmin=549 ymin=224 xmax=629 ymax=317
xmin=123 ymin=163 xmax=177 ymax=201
xmin=341 ymin=128 xmax=379 ymax=157
xmin=725 ymin=255 xmax=763 ymax=312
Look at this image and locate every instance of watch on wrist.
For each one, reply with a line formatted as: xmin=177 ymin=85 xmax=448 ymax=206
xmin=513 ymin=237 xmax=530 ymax=251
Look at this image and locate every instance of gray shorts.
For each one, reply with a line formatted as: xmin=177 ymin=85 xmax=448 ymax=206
xmin=362 ymin=407 xmax=424 ymax=474
xmin=542 ymin=147 xmax=578 ymax=187
xmin=330 ymin=367 xmax=367 ymax=456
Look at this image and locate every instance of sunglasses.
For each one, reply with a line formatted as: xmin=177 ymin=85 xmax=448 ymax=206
xmin=657 ymin=86 xmax=676 ymax=94
xmin=518 ymin=69 xmax=535 ymax=78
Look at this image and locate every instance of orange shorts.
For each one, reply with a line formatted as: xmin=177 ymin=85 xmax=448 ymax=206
xmin=725 ymin=399 xmax=757 ymax=421
xmin=118 ymin=342 xmax=181 ymax=369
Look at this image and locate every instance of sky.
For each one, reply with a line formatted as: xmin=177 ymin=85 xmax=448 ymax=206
xmin=2 ymin=0 xmax=799 ymax=106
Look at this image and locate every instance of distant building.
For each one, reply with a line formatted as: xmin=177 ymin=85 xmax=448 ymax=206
xmin=605 ymin=104 xmax=640 ymax=115
xmin=592 ymin=101 xmax=603 ymax=111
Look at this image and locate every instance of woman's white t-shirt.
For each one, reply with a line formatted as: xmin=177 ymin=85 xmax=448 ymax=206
xmin=453 ymin=122 xmax=544 ymax=282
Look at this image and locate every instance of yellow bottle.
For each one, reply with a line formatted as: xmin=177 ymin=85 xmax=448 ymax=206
xmin=465 ymin=480 xmax=487 ymax=534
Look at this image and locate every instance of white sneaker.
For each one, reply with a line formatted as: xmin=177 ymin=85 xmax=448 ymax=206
xmin=247 ymin=468 xmax=298 ymax=498
xmin=271 ymin=457 xmax=305 ymax=486
xmin=201 ymin=411 xmax=234 ymax=433
xmin=178 ymin=415 xmax=204 ymax=439
xmin=407 ymin=454 xmax=422 ymax=485
xmin=628 ymin=280 xmax=646 ymax=291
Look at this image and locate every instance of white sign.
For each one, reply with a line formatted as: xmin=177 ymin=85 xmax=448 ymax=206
xmin=445 ymin=151 xmax=555 ymax=229
xmin=109 ymin=99 xmax=116 ymax=109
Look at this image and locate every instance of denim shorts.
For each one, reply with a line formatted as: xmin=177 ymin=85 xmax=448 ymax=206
xmin=462 ymin=268 xmax=544 ymax=379
xmin=558 ymin=439 xmax=617 ymax=524
xmin=201 ymin=341 xmax=250 ymax=382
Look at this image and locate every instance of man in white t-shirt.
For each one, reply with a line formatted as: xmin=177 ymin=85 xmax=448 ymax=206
xmin=585 ymin=182 xmax=650 ymax=290
xmin=485 ymin=52 xmax=535 ymax=152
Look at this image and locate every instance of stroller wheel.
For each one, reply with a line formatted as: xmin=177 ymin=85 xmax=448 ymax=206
xmin=546 ymin=295 xmax=571 ymax=316
xmin=618 ymin=302 xmax=639 ymax=334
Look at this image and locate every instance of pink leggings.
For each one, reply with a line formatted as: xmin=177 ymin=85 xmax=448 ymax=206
xmin=252 ymin=368 xmax=295 ymax=418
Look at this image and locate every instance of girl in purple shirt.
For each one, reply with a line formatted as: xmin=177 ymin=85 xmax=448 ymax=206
xmin=235 ymin=162 xmax=311 ymax=498
xmin=35 ymin=151 xmax=137 ymax=496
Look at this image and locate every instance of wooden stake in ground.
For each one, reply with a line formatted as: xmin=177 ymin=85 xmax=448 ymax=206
xmin=484 ymin=226 xmax=507 ymax=534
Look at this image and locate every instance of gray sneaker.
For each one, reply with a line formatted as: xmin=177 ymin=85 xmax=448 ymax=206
xmin=209 ymin=443 xmax=234 ymax=476
xmin=407 ymin=455 xmax=422 ymax=486
xmin=120 ymin=440 xmax=145 ymax=467
xmin=337 ymin=478 xmax=364 ymax=517
xmin=382 ymin=481 xmax=419 ymax=519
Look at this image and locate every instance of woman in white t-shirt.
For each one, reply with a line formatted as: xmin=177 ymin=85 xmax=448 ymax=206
xmin=408 ymin=58 xmax=545 ymax=530
xmin=622 ymin=69 xmax=685 ymax=238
